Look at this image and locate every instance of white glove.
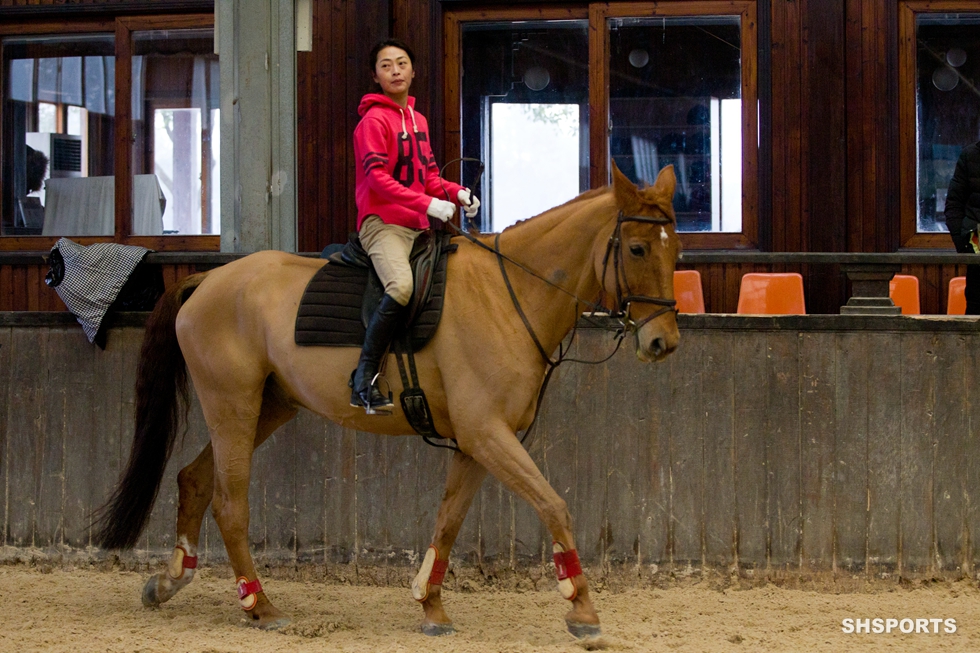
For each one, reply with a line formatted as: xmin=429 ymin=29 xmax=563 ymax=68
xmin=426 ymin=197 xmax=456 ymax=222
xmin=458 ymin=189 xmax=481 ymax=219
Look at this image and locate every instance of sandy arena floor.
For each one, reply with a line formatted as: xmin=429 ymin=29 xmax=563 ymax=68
xmin=2 ymin=564 xmax=979 ymax=652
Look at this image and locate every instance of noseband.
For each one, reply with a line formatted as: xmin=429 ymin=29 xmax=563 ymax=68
xmin=600 ymin=211 xmax=678 ymax=334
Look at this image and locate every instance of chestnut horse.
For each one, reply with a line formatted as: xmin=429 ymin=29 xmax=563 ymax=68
xmin=93 ymin=163 xmax=681 ymax=638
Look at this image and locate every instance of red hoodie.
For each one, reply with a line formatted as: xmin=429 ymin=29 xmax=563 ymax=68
xmin=354 ymin=93 xmax=465 ymax=230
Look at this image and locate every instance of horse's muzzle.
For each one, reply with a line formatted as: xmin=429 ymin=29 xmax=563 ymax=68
xmin=635 ymin=323 xmax=680 ymax=362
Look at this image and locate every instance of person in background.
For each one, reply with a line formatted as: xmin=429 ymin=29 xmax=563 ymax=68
xmin=16 ymin=145 xmax=48 ymax=230
xmin=944 ymin=139 xmax=980 ymax=315
xmin=350 ymin=38 xmax=480 ymax=414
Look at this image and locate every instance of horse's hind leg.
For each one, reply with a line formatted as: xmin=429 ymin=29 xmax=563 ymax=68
xmin=414 ymin=451 xmax=487 ymax=635
xmin=463 ymin=423 xmax=601 ymax=638
xmin=142 ymin=381 xmax=297 ymax=612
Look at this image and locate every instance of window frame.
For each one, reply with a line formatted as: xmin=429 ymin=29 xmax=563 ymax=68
xmin=0 ymin=13 xmax=217 ymax=251
xmin=443 ymin=2 xmax=759 ymax=250
xmin=897 ymin=1 xmax=979 ymax=249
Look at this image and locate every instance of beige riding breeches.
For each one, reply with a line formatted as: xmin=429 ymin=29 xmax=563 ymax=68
xmin=358 ymin=214 xmax=422 ymax=307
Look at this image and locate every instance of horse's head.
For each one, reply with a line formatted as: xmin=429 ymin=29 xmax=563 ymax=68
xmin=595 ymin=162 xmax=682 ymax=362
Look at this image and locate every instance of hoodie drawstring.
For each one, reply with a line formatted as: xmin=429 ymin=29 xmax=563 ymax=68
xmin=398 ymin=106 xmax=419 ymax=139
xmin=407 ymin=105 xmax=419 ymax=134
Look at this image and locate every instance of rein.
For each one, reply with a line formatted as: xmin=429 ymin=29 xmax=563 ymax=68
xmin=442 ymin=210 xmax=678 ymax=447
xmin=436 ymin=159 xmax=678 ymax=449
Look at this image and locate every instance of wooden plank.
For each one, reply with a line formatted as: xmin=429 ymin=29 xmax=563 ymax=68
xmin=52 ymin=327 xmax=94 ymax=547
xmin=932 ymin=332 xmax=970 ymax=576
xmin=866 ymin=331 xmax=902 ymax=577
xmin=354 ymin=430 xmax=389 ymax=577
xmin=639 ymin=330 xmax=673 ymax=570
xmin=322 ymin=423 xmax=356 ymax=566
xmin=800 ymin=332 xmax=836 ymax=573
xmin=967 ymin=332 xmax=980 ymax=574
xmin=733 ymin=331 xmax=768 ymax=572
xmin=602 ymin=348 xmax=653 ymax=567
xmin=668 ymin=332 xmax=704 ymax=569
xmin=701 ymin=331 xmax=736 ymax=570
xmin=5 ymin=329 xmax=47 ymax=546
xmin=384 ymin=436 xmax=422 ymax=577
xmin=899 ymin=332 xmax=936 ymax=577
xmin=287 ymin=410 xmax=326 ymax=564
xmin=766 ymin=331 xmax=802 ymax=571
xmin=0 ymin=327 xmax=11 ymax=545
xmin=834 ymin=332 xmax=869 ymax=572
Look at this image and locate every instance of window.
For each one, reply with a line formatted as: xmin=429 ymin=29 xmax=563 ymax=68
xmin=445 ymin=3 xmax=758 ymax=248
xmin=131 ymin=28 xmax=219 ymax=236
xmin=457 ymin=18 xmax=589 ymax=232
xmin=607 ymin=16 xmax=743 ymax=233
xmin=899 ymin=4 xmax=980 ymax=247
xmin=2 ymin=34 xmax=115 ymax=237
xmin=0 ymin=15 xmax=217 ymax=249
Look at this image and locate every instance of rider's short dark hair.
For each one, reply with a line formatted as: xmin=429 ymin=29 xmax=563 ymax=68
xmin=368 ymin=39 xmax=416 ymax=73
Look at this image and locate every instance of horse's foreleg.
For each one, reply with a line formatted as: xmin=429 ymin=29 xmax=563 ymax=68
xmin=415 ymin=451 xmax=487 ymax=635
xmin=465 ymin=427 xmax=601 ymax=638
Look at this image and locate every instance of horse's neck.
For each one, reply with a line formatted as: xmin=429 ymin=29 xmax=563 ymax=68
xmin=494 ymin=195 xmax=614 ymax=357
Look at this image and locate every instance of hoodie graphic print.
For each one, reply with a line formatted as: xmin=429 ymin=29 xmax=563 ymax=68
xmin=354 ymin=93 xmax=464 ymax=230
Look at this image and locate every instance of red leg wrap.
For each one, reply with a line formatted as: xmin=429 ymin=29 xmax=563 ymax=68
xmin=182 ymin=554 xmax=198 ymax=569
xmin=553 ymin=549 xmax=583 ymax=581
xmin=429 ymin=559 xmax=449 ymax=586
xmin=237 ymin=578 xmax=263 ymax=601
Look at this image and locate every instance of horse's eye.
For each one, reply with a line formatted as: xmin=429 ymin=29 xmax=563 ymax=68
xmin=629 ymin=245 xmax=646 ymax=257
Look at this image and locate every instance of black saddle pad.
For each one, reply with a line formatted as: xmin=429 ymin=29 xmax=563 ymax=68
xmin=294 ymin=240 xmax=450 ymax=351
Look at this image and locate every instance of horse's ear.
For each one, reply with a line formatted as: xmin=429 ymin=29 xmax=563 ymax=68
xmin=651 ymin=165 xmax=677 ymax=205
xmin=611 ymin=159 xmax=640 ymax=210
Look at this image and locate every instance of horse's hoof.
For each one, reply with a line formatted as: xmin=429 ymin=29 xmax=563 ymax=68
xmin=421 ymin=621 xmax=455 ymax=636
xmin=566 ymin=621 xmax=602 ymax=639
xmin=248 ymin=616 xmax=292 ymax=631
xmin=141 ymin=575 xmax=161 ymax=608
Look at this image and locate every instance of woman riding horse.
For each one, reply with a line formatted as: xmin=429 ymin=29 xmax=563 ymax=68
xmin=352 ymin=39 xmax=480 ymax=414
xmin=92 ymin=161 xmax=680 ymax=637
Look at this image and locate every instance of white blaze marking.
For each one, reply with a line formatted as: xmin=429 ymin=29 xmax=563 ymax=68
xmin=660 ymin=226 xmax=669 ymax=245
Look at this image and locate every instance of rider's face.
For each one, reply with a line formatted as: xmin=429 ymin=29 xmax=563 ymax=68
xmin=373 ymin=47 xmax=414 ymax=101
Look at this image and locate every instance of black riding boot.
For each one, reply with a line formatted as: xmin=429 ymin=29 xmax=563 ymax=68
xmin=350 ymin=293 xmax=406 ymax=414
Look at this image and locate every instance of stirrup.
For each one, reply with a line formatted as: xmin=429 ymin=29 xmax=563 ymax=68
xmin=350 ymin=373 xmax=394 ymax=415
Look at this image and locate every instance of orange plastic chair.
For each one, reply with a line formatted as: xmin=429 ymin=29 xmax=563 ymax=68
xmin=889 ymin=274 xmax=920 ymax=315
xmin=736 ymin=272 xmax=806 ymax=315
xmin=673 ymin=270 xmax=705 ymax=314
xmin=948 ymin=276 xmax=966 ymax=315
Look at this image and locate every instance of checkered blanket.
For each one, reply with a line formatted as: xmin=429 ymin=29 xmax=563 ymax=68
xmin=49 ymin=238 xmax=150 ymax=343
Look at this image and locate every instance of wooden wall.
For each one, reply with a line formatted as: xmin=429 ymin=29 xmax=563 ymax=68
xmin=4 ymin=315 xmax=980 ymax=584
xmin=0 ymin=261 xmax=207 ymax=311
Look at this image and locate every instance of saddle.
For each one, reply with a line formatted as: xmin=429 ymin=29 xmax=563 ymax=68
xmin=294 ymin=230 xmax=457 ymax=445
xmin=294 ymin=230 xmax=456 ymax=350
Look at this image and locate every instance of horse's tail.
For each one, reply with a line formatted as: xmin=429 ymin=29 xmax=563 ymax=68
xmin=92 ymin=272 xmax=209 ymax=550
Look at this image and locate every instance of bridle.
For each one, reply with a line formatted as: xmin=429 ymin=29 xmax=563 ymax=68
xmin=443 ymin=209 xmax=678 ymax=366
xmin=438 ymin=158 xmax=678 ymax=352
xmin=600 ymin=210 xmax=679 ymax=336
xmin=432 ymin=162 xmax=679 ymax=451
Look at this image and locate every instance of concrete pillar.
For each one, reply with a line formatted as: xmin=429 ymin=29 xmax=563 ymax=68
xmin=218 ymin=0 xmax=298 ymax=253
